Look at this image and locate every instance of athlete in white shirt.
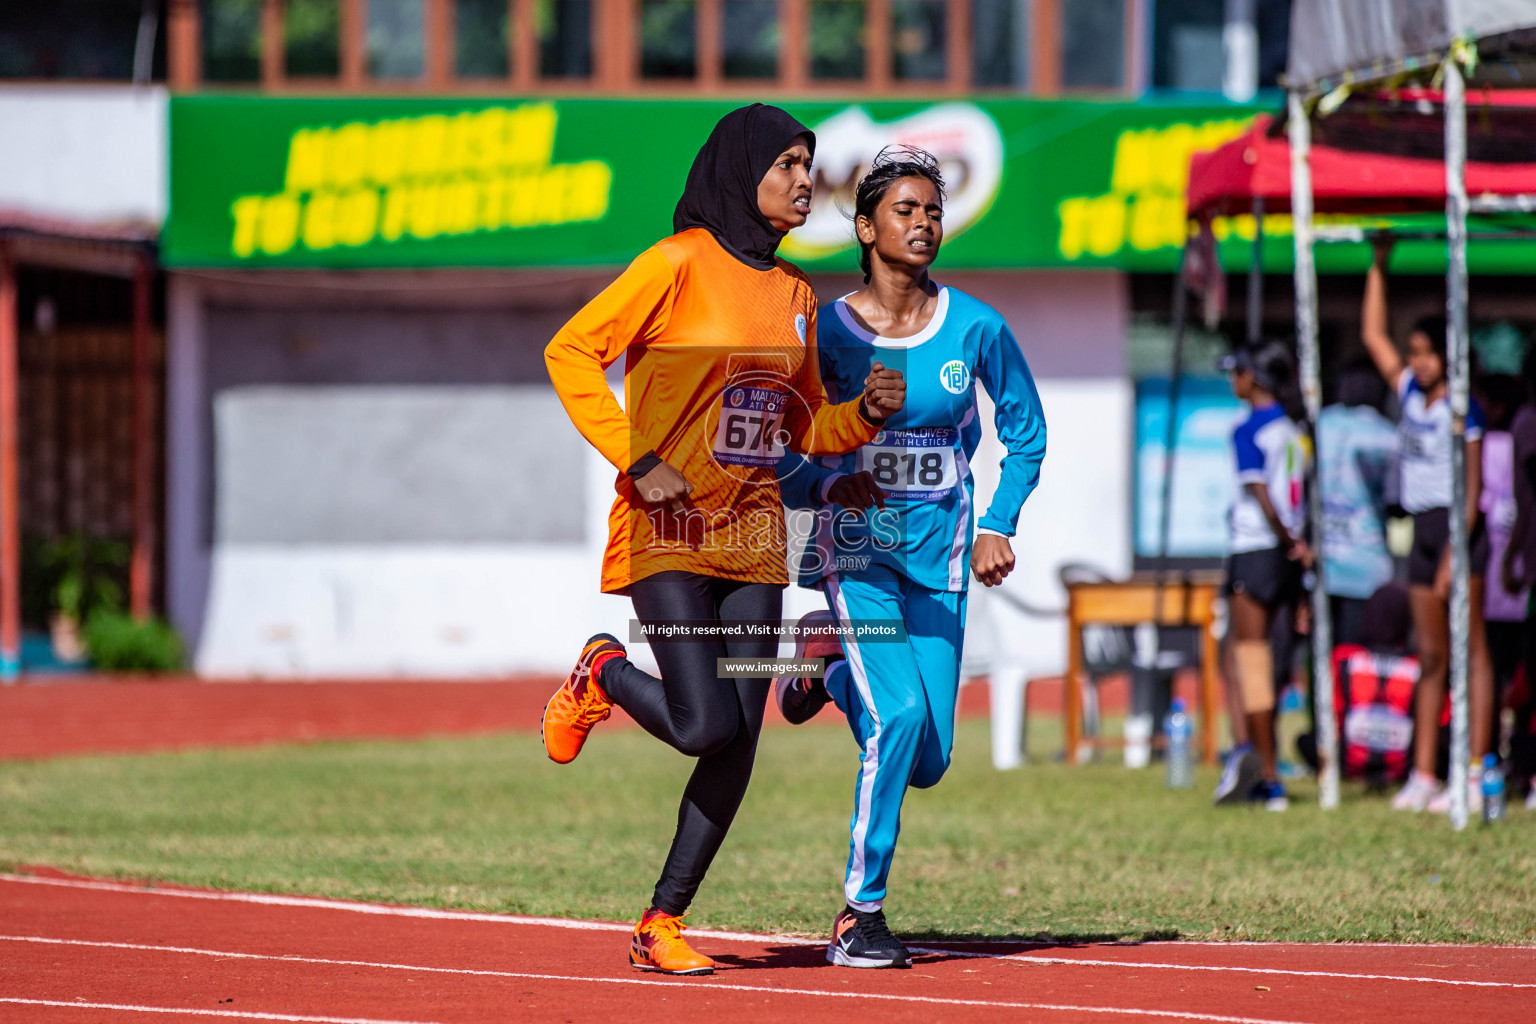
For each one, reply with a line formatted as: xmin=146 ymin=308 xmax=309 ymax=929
xmin=1218 ymin=342 xmax=1309 ymax=811
xmin=1360 ymin=236 xmax=1494 ymax=815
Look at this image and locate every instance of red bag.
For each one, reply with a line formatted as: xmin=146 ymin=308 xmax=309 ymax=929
xmin=1332 ymin=645 xmax=1418 ymax=782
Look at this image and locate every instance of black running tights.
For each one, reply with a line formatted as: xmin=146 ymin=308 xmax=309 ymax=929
xmin=598 ymin=570 xmax=782 ymax=916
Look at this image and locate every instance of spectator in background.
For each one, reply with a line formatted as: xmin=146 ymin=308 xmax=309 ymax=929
xmin=1360 ymin=237 xmax=1495 ymax=815
xmin=1214 ymin=342 xmax=1309 ymax=811
xmin=1477 ymin=373 xmax=1528 ymax=750
xmin=1500 ymin=347 xmax=1536 ymax=808
xmin=1317 ymin=362 xmax=1397 ymax=646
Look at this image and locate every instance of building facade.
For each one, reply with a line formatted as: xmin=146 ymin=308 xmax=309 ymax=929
xmin=25 ymin=0 xmax=1490 ymax=681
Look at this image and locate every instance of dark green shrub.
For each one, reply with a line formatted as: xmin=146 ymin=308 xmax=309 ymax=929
xmin=82 ymin=611 xmax=186 ymax=673
xmin=25 ymin=534 xmax=129 ymax=627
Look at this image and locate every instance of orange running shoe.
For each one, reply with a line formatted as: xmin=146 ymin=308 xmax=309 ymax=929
xmin=542 ymin=633 xmax=624 ymax=764
xmin=629 ymin=909 xmax=714 ymax=975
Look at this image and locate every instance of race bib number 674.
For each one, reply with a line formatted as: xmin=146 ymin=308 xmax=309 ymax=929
xmin=712 ymin=386 xmax=788 ymax=467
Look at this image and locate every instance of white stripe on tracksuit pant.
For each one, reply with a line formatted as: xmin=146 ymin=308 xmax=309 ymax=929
xmin=823 ymin=564 xmax=966 ymax=912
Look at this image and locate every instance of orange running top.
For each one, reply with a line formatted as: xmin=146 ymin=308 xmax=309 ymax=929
xmin=545 ymin=228 xmax=879 ymax=594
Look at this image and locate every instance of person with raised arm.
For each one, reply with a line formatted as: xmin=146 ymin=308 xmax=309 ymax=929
xmin=1360 ymin=236 xmax=1495 ymax=815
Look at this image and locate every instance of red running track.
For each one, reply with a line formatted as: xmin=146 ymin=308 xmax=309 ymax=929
xmin=0 ymin=678 xmax=615 ymax=761
xmin=0 ymin=676 xmax=1014 ymax=762
xmin=1 ymin=869 xmax=1534 ymax=1024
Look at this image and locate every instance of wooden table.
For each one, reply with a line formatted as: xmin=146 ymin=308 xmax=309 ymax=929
xmin=1064 ymin=573 xmax=1223 ymax=766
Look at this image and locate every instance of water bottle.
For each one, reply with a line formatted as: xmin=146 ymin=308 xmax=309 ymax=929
xmin=1481 ymin=754 xmax=1505 ymax=824
xmin=1166 ymin=698 xmax=1193 ymax=789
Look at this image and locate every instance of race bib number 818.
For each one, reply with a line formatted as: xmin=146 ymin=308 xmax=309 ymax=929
xmin=857 ymin=427 xmax=959 ymax=500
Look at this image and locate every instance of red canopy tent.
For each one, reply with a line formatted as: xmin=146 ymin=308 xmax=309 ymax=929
xmin=1176 ymin=99 xmax=1536 ymax=332
xmin=1186 ymin=106 xmax=1536 ymax=219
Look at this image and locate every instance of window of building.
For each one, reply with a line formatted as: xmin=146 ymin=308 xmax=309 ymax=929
xmin=539 ymin=0 xmax=593 ymax=78
xmin=456 ymin=0 xmax=509 ymax=78
xmin=891 ymin=0 xmax=945 ymax=80
xmin=1153 ymin=0 xmax=1291 ymax=93
xmin=1151 ymin=0 xmax=1222 ymax=91
xmin=1061 ymin=0 xmax=1124 ymax=88
xmin=202 ymin=0 xmax=262 ymax=82
xmin=285 ymin=0 xmax=341 ymax=77
xmin=1255 ymin=0 xmax=1291 ymax=89
xmin=723 ymin=0 xmax=778 ymax=79
xmin=0 ymin=0 xmax=164 ymax=80
xmin=169 ymin=0 xmax=1165 ymax=95
xmin=641 ymin=0 xmax=697 ymax=78
xmin=367 ymin=0 xmax=425 ymax=79
xmin=971 ymin=0 xmax=1028 ymax=88
xmin=810 ymin=0 xmax=864 ymax=80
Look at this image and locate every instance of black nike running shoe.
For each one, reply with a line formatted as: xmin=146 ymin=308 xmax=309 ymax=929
xmin=827 ymin=905 xmax=911 ymax=969
xmin=772 ymin=610 xmax=841 ymax=725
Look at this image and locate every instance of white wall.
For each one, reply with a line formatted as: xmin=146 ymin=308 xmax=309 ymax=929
xmin=196 ymin=446 xmax=640 ymax=677
xmin=0 ymin=85 xmax=166 ymax=224
xmin=965 ymin=378 xmax=1133 ymax=682
xmin=946 ymin=271 xmax=1134 ymax=682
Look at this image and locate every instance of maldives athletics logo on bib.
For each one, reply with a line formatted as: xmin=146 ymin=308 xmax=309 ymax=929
xmin=939 ymin=359 xmax=970 ymax=394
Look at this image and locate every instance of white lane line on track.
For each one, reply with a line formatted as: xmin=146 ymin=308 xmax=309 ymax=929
xmin=906 ymin=946 xmax=1536 ymax=989
xmin=0 ymin=999 xmax=446 ymax=1024
xmin=0 ymin=872 xmax=818 ymax=947
xmin=0 ymin=941 xmax=1321 ymax=1024
xmin=6 ymin=933 xmax=1526 ymax=994
xmin=10 ymin=873 xmax=1532 ymax=955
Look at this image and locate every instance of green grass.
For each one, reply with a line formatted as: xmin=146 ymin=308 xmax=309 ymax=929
xmin=1 ymin=718 xmax=1534 ymax=944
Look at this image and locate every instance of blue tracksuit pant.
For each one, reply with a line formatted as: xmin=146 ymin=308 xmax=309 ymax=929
xmin=822 ymin=564 xmax=967 ymax=911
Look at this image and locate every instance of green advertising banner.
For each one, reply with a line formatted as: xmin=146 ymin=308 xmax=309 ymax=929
xmin=166 ymin=95 xmax=1534 ymax=274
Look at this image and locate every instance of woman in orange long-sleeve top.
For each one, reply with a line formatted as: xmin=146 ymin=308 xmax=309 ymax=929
xmin=541 ymin=104 xmax=905 ymax=976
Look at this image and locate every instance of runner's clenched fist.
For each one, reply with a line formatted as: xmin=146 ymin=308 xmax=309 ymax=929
xmin=861 ymin=361 xmax=906 ymax=421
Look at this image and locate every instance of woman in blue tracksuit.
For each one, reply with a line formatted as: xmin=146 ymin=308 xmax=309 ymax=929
xmin=774 ymin=147 xmax=1046 ymax=969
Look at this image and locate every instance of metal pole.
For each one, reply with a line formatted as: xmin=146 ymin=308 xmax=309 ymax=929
xmin=1469 ymin=195 xmax=1536 ymax=214
xmin=130 ymin=251 xmax=155 ymax=622
xmin=1248 ymin=195 xmax=1264 ymax=345
xmin=1156 ymin=249 xmax=1190 ymax=610
xmin=1444 ymin=60 xmax=1472 ymax=832
xmin=0 ymin=242 xmax=18 ymax=682
xmin=1151 ymin=250 xmax=1191 ymax=751
xmin=1288 ymin=90 xmax=1339 ymax=810
xmin=132 ymin=0 xmax=160 ymax=86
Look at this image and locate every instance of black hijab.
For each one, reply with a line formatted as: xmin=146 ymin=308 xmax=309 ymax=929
xmin=673 ymin=103 xmax=816 ymax=271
